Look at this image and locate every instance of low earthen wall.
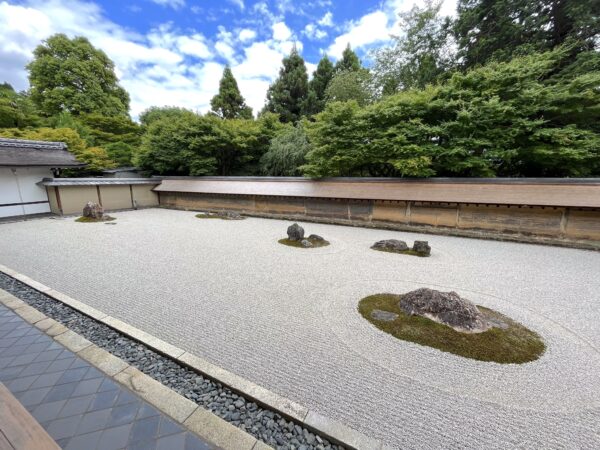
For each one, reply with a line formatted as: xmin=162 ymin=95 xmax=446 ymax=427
xmin=157 ymin=188 xmax=600 ymax=250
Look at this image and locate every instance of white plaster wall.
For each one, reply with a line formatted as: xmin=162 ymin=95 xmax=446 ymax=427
xmin=0 ymin=167 xmax=52 ymax=218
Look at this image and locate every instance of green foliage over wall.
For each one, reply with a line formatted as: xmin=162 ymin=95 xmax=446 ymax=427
xmin=137 ymin=111 xmax=285 ymax=176
xmin=304 ymin=48 xmax=600 ymax=178
xmin=261 ymin=124 xmax=311 ymax=176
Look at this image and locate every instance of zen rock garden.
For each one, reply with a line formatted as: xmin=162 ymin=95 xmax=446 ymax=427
xmin=359 ymin=287 xmax=545 ymax=364
xmin=371 ymin=239 xmax=431 ymax=256
xmin=75 ymin=201 xmax=115 ymax=223
xmin=279 ymin=223 xmax=330 ymax=248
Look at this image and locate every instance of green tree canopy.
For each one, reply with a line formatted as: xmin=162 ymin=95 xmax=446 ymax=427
xmin=304 ymin=56 xmax=335 ymax=116
xmin=136 ymin=112 xmax=284 ymax=176
xmin=334 ymin=44 xmax=361 ymax=72
xmin=210 ymin=67 xmax=253 ymax=119
xmin=264 ymin=47 xmax=309 ymax=123
xmin=0 ymin=83 xmax=40 ymax=128
xmin=304 ymin=47 xmax=600 ymax=178
xmin=139 ymin=106 xmax=196 ymax=127
xmin=454 ymin=0 xmax=599 ymax=68
xmin=27 ymin=34 xmax=130 ymax=117
xmin=372 ymin=1 xmax=455 ymax=94
xmin=325 ymin=69 xmax=374 ymax=106
xmin=261 ymin=123 xmax=311 ymax=176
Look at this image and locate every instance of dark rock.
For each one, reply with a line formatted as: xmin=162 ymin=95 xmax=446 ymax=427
xmin=82 ymin=201 xmax=104 ymax=219
xmin=371 ymin=239 xmax=409 ymax=252
xmin=399 ymin=288 xmax=490 ymax=333
xmin=308 ymin=234 xmax=324 ymax=241
xmin=220 ymin=211 xmax=243 ymax=220
xmin=300 ymin=239 xmax=313 ymax=248
xmin=287 ymin=223 xmax=305 ymax=241
xmin=412 ymin=240 xmax=431 ymax=256
xmin=371 ymin=309 xmax=399 ymax=322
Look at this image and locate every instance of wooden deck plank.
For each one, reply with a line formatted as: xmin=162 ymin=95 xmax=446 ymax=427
xmin=0 ymin=383 xmax=59 ymax=450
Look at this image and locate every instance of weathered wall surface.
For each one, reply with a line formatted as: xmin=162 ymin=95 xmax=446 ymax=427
xmin=45 ymin=181 xmax=159 ymax=215
xmin=157 ymin=191 xmax=600 ymax=249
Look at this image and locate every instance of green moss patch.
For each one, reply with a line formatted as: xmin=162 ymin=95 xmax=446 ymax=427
xmin=278 ymin=237 xmax=330 ymax=248
xmin=371 ymin=247 xmax=429 ymax=257
xmin=359 ymin=293 xmax=545 ymax=364
xmin=75 ymin=216 xmax=116 ymax=223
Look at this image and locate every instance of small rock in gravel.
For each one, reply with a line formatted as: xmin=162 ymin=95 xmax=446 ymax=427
xmin=371 ymin=309 xmax=399 ymax=322
xmin=308 ymin=234 xmax=324 ymax=241
xmin=300 ymin=239 xmax=313 ymax=248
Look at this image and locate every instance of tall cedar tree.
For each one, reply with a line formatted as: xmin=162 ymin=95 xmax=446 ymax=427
xmin=334 ymin=45 xmax=361 ymax=72
xmin=304 ymin=56 xmax=335 ymax=115
xmin=455 ymin=0 xmax=599 ymax=68
xmin=27 ymin=34 xmax=130 ymax=117
xmin=265 ymin=47 xmax=309 ymax=123
xmin=210 ymin=67 xmax=253 ymax=119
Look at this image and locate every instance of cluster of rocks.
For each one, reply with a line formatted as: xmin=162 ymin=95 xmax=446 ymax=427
xmin=286 ymin=223 xmax=327 ymax=248
xmin=370 ymin=288 xmax=500 ymax=333
xmin=81 ymin=201 xmax=114 ymax=221
xmin=198 ymin=211 xmax=245 ymax=220
xmin=371 ymin=239 xmax=431 ymax=256
xmin=0 ymin=272 xmax=343 ymax=450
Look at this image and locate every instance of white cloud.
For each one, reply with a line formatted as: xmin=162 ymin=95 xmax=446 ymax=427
xmin=304 ymin=24 xmax=327 ymax=40
xmin=176 ymin=35 xmax=212 ymax=59
xmin=238 ymin=28 xmax=256 ymax=43
xmin=272 ymin=22 xmax=292 ymax=41
xmin=215 ymin=41 xmax=236 ymax=63
xmin=326 ymin=11 xmax=392 ymax=58
xmin=318 ymin=11 xmax=333 ymax=27
xmin=149 ymin=0 xmax=185 ymax=10
xmin=227 ymin=0 xmax=244 ymax=10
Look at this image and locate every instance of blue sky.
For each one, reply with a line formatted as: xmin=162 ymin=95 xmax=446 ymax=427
xmin=0 ymin=0 xmax=457 ymax=118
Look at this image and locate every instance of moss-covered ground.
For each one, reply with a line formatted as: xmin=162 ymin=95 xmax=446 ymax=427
xmin=278 ymin=237 xmax=330 ymax=248
xmin=359 ymin=293 xmax=545 ymax=364
xmin=75 ymin=216 xmax=116 ymax=223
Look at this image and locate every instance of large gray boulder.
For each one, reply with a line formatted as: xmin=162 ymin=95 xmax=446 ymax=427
xmin=371 ymin=239 xmax=409 ymax=252
xmin=399 ymin=288 xmax=490 ymax=333
xmin=82 ymin=201 xmax=104 ymax=220
xmin=287 ymin=223 xmax=305 ymax=241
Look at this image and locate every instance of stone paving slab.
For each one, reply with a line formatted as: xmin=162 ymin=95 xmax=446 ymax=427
xmin=0 ymin=304 xmax=217 ymax=450
xmin=1 ymin=208 xmax=600 ymax=448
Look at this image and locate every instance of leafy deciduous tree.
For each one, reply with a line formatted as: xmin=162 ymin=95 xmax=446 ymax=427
xmin=27 ymin=34 xmax=130 ymax=117
xmin=261 ymin=123 xmax=311 ymax=176
xmin=372 ymin=1 xmax=455 ymax=94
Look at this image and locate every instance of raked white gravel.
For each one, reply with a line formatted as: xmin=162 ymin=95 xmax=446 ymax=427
xmin=1 ymin=208 xmax=599 ymax=449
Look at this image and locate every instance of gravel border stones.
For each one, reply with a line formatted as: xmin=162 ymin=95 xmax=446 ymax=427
xmin=0 ymin=272 xmax=344 ymax=450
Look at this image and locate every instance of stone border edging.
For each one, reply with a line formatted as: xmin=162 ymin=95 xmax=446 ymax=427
xmin=0 ymin=264 xmax=382 ymax=450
